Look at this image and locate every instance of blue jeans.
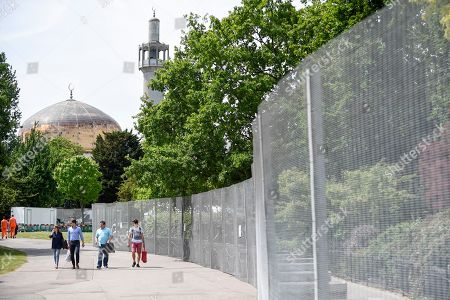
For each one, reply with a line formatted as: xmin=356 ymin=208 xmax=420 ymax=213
xmin=52 ymin=248 xmax=61 ymax=266
xmin=97 ymin=244 xmax=109 ymax=267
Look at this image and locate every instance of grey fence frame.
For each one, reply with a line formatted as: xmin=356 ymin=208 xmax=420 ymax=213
xmin=92 ymin=179 xmax=257 ymax=287
xmin=93 ymin=1 xmax=449 ymax=299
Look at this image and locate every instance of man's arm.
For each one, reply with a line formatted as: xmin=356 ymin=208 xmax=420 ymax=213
xmin=108 ymin=229 xmax=113 ymax=242
xmin=79 ymin=228 xmax=85 ymax=246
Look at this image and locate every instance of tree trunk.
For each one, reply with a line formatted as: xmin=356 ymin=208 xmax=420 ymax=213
xmin=81 ymin=202 xmax=85 ymax=225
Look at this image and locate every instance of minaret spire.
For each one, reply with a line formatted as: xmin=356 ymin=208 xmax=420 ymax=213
xmin=138 ymin=13 xmax=169 ymax=104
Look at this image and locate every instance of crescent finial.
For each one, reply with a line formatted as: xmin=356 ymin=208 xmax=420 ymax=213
xmin=68 ymin=83 xmax=74 ymax=99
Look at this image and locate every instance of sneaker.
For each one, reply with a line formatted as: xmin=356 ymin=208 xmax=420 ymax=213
xmin=97 ymin=266 xmax=101 ymax=269
xmin=76 ymin=264 xmax=80 ymax=269
xmin=104 ymin=265 xmax=108 ymax=268
xmin=132 ymin=262 xmax=136 ymax=267
xmin=136 ymin=264 xmax=140 ymax=268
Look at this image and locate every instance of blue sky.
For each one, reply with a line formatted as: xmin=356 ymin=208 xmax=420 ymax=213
xmin=0 ymin=0 xmax=243 ymax=131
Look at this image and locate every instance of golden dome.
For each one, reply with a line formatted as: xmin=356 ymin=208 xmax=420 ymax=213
xmin=20 ymin=98 xmax=121 ymax=152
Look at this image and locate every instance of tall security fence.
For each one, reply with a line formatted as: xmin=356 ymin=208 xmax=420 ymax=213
xmin=253 ymin=0 xmax=449 ymax=299
xmin=56 ymin=208 xmax=92 ymax=225
xmin=93 ymin=0 xmax=449 ymax=299
xmin=92 ymin=179 xmax=257 ymax=287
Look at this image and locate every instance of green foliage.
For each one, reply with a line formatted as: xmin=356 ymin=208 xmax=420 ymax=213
xmin=275 ymin=169 xmax=311 ymax=252
xmin=0 ymin=183 xmax=17 ymax=217
xmin=92 ymin=130 xmax=143 ymax=203
xmin=411 ymin=0 xmax=450 ymax=40
xmin=4 ymin=130 xmax=55 ymax=207
xmin=48 ymin=137 xmax=84 ymax=169
xmin=3 ymin=131 xmax=84 ymax=209
xmin=353 ymin=210 xmax=450 ymax=297
xmin=327 ymin=163 xmax=414 ymax=238
xmin=53 ymin=155 xmax=102 ymax=211
xmin=275 ymin=163 xmax=414 ymax=251
xmin=0 ymin=52 xmax=21 ymax=169
xmin=131 ymin=0 xmax=386 ymax=198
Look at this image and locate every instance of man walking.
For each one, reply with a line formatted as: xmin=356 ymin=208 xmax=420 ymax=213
xmin=1 ymin=216 xmax=7 ymax=239
xmin=9 ymin=214 xmax=16 ymax=238
xmin=95 ymin=221 xmax=113 ymax=269
xmin=67 ymin=219 xmax=85 ymax=269
xmin=128 ymin=219 xmax=145 ymax=268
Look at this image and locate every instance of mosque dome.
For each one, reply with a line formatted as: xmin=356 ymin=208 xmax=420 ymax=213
xmin=20 ymin=97 xmax=121 ymax=152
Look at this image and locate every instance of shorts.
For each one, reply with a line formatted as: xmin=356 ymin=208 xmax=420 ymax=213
xmin=131 ymin=242 xmax=143 ymax=254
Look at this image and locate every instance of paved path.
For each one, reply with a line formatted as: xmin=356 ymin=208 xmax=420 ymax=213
xmin=0 ymin=238 xmax=257 ymax=300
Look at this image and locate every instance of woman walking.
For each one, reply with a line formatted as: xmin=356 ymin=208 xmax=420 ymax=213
xmin=49 ymin=225 xmax=64 ymax=269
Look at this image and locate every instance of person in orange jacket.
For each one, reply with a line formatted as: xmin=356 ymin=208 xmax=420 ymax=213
xmin=9 ymin=215 xmax=17 ymax=238
xmin=1 ymin=216 xmax=8 ymax=239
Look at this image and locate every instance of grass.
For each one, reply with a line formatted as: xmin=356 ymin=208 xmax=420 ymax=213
xmin=17 ymin=231 xmax=93 ymax=243
xmin=0 ymin=246 xmax=27 ymax=275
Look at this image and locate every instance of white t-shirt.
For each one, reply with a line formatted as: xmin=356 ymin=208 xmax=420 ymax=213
xmin=129 ymin=226 xmax=143 ymax=243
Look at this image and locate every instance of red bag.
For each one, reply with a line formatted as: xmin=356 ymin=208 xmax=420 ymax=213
xmin=141 ymin=249 xmax=148 ymax=263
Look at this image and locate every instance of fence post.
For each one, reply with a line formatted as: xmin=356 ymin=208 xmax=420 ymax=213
xmin=169 ymin=198 xmax=172 ymax=256
xmin=306 ymin=68 xmax=330 ymax=300
xmin=154 ymin=200 xmax=157 ymax=255
xmin=255 ymin=114 xmax=270 ymax=300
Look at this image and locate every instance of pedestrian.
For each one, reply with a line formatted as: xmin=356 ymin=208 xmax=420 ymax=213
xmin=128 ymin=219 xmax=145 ymax=268
xmin=1 ymin=216 xmax=7 ymax=239
xmin=49 ymin=225 xmax=64 ymax=269
xmin=9 ymin=214 xmax=16 ymax=238
xmin=95 ymin=220 xmax=113 ymax=269
xmin=67 ymin=219 xmax=85 ymax=269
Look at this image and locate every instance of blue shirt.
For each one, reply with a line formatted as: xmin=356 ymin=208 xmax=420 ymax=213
xmin=95 ymin=227 xmax=112 ymax=246
xmin=68 ymin=226 xmax=84 ymax=241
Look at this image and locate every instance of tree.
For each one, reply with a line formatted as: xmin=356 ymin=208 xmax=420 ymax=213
xmin=4 ymin=129 xmax=54 ymax=208
xmin=48 ymin=137 xmax=84 ymax=170
xmin=0 ymin=183 xmax=17 ymax=217
xmin=411 ymin=0 xmax=450 ymax=39
xmin=131 ymin=0 xmax=387 ymax=198
xmin=419 ymin=118 xmax=450 ymax=212
xmin=4 ymin=131 xmax=84 ymax=208
xmin=92 ymin=130 xmax=143 ymax=203
xmin=0 ymin=52 xmax=21 ymax=170
xmin=53 ymin=155 xmax=102 ymax=223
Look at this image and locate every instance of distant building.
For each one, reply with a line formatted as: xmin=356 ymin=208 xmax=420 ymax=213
xmin=138 ymin=10 xmax=169 ymax=104
xmin=19 ymin=90 xmax=121 ymax=153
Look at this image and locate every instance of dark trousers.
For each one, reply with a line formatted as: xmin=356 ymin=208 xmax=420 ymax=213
xmin=97 ymin=244 xmax=109 ymax=267
xmin=69 ymin=240 xmax=80 ymax=266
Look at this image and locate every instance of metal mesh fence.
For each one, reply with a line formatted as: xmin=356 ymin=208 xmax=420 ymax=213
xmin=253 ymin=0 xmax=450 ymax=299
xmin=56 ymin=208 xmax=92 ymax=225
xmin=92 ymin=1 xmax=447 ymax=298
xmin=91 ymin=179 xmax=256 ymax=287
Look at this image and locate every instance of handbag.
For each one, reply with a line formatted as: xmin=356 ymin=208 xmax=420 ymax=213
xmin=141 ymin=249 xmax=148 ymax=263
xmin=62 ymin=240 xmax=68 ymax=250
xmin=105 ymin=242 xmax=115 ymax=253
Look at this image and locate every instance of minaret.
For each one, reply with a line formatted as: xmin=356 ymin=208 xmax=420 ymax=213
xmin=138 ymin=9 xmax=169 ymax=104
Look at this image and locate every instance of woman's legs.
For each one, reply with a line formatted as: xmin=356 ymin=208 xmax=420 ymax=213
xmin=55 ymin=248 xmax=60 ymax=267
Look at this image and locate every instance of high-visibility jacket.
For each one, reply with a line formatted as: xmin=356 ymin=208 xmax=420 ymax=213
xmin=9 ymin=217 xmax=16 ymax=228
